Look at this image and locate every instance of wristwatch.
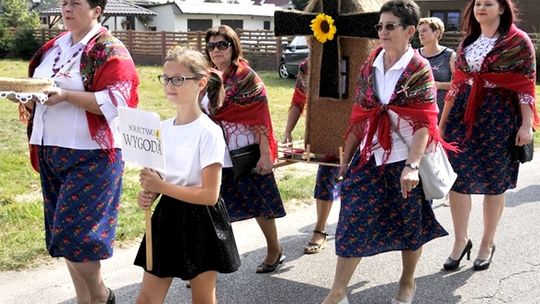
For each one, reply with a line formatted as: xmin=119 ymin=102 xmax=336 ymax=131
xmin=404 ymin=162 xmax=419 ymax=170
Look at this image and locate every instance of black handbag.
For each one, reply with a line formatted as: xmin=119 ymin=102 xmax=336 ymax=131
xmin=229 ymin=144 xmax=260 ymax=178
xmin=512 ymin=141 xmax=534 ymax=163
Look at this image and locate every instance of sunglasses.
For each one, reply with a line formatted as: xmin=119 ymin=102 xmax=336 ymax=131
xmin=158 ymin=75 xmax=197 ymax=86
xmin=374 ymin=23 xmax=406 ymax=32
xmin=207 ymin=40 xmax=231 ymax=51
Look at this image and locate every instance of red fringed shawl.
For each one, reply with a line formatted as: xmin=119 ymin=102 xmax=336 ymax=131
xmin=348 ymin=46 xmax=457 ymax=167
xmin=27 ymin=26 xmax=139 ymax=165
xmin=290 ymin=59 xmax=309 ymax=112
xmin=213 ymin=59 xmax=277 ymax=160
xmin=446 ymin=25 xmax=539 ymax=138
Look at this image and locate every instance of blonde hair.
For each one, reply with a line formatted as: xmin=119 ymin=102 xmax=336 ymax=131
xmin=418 ymin=17 xmax=445 ymax=40
xmin=164 ymin=46 xmax=225 ymax=114
xmin=164 ymin=46 xmax=209 ymax=80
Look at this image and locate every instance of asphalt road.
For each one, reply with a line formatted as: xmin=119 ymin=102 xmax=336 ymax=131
xmin=1 ymin=158 xmax=539 ymax=304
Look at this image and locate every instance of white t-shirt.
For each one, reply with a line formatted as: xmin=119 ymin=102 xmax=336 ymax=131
xmin=30 ymin=23 xmax=130 ymax=149
xmin=162 ymin=114 xmax=226 ymax=186
xmin=368 ymin=46 xmax=416 ymax=166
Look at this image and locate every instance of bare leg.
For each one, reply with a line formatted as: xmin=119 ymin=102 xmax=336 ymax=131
xmin=136 ymin=272 xmax=173 ymax=304
xmin=255 ymin=217 xmax=281 ymax=264
xmin=65 ymin=260 xmax=110 ymax=304
xmin=478 ymin=194 xmax=505 ymax=259
xmin=190 ymin=271 xmax=218 ymax=304
xmin=394 ymin=247 xmax=422 ymax=302
xmin=448 ymin=191 xmax=472 ymax=259
xmin=321 ymin=257 xmax=361 ymax=304
xmin=309 ymin=199 xmax=333 ymax=244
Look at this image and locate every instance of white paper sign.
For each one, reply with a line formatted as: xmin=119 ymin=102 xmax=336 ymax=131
xmin=118 ymin=107 xmax=165 ymax=173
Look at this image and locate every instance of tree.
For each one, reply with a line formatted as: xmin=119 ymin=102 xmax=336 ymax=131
xmin=292 ymin=0 xmax=309 ymax=11
xmin=0 ymin=0 xmax=40 ymax=29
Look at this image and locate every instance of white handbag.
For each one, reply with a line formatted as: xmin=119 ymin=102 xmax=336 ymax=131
xmin=418 ymin=143 xmax=458 ymax=200
xmin=390 ymin=117 xmax=457 ymax=200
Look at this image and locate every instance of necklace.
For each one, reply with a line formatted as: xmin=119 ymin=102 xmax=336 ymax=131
xmin=51 ymin=47 xmax=84 ymax=77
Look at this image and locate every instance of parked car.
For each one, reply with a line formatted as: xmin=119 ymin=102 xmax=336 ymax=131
xmin=279 ymin=36 xmax=309 ymax=79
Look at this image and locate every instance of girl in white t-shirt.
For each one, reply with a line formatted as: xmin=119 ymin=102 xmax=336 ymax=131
xmin=133 ymin=47 xmax=240 ymax=304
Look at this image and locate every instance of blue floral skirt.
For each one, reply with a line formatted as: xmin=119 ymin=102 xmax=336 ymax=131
xmin=220 ymin=168 xmax=286 ymax=222
xmin=336 ymin=155 xmax=448 ymax=257
xmin=38 ymin=146 xmax=123 ymax=262
xmin=314 ymin=165 xmax=341 ymax=201
xmin=445 ymin=86 xmax=521 ymax=194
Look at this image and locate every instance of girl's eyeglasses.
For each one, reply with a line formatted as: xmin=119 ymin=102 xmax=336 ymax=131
xmin=207 ymin=40 xmax=232 ymax=51
xmin=374 ymin=23 xmax=405 ymax=32
xmin=158 ymin=75 xmax=197 ymax=86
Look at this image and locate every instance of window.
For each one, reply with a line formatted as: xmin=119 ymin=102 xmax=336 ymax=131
xmin=221 ymin=19 xmax=243 ymax=30
xmin=431 ymin=10 xmax=461 ymax=31
xmin=263 ymin=21 xmax=271 ymax=30
xmin=187 ymin=19 xmax=213 ymax=32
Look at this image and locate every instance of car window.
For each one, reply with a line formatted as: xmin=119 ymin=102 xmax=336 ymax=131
xmin=290 ymin=36 xmax=308 ymax=49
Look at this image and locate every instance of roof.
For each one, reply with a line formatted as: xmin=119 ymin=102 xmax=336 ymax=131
xmin=171 ymin=1 xmax=278 ymax=17
xmin=39 ymin=0 xmax=157 ymax=16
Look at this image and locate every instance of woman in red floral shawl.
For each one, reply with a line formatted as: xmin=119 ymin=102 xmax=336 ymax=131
xmin=440 ymin=0 xmax=538 ymax=272
xmin=204 ymin=25 xmax=286 ymax=274
xmin=19 ymin=0 xmax=138 ymax=302
xmin=323 ymin=1 xmax=449 ymax=303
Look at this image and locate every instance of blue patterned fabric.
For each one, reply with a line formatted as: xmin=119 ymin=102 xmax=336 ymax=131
xmin=38 ymin=146 xmax=123 ymax=262
xmin=314 ymin=165 xmax=341 ymax=201
xmin=220 ymin=168 xmax=286 ymax=222
xmin=336 ymin=155 xmax=448 ymax=257
xmin=445 ymin=86 xmax=520 ymax=194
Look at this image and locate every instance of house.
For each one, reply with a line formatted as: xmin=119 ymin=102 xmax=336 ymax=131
xmin=415 ymin=0 xmax=539 ymax=33
xmin=135 ymin=0 xmax=280 ymax=32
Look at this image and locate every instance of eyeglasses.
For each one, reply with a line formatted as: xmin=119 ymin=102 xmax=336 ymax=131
xmin=374 ymin=23 xmax=406 ymax=32
xmin=158 ymin=75 xmax=197 ymax=86
xmin=207 ymin=40 xmax=231 ymax=51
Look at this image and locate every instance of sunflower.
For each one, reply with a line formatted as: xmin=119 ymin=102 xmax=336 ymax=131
xmin=310 ymin=13 xmax=337 ymax=43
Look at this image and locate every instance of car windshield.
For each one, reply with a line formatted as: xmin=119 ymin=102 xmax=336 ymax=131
xmin=290 ymin=36 xmax=307 ymax=48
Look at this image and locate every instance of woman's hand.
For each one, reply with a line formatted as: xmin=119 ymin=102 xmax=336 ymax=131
xmin=282 ymin=132 xmax=293 ymax=144
xmin=400 ymin=166 xmax=420 ymax=199
xmin=515 ymin=125 xmax=533 ymax=146
xmin=139 ymin=168 xmax=164 ymax=193
xmin=137 ymin=190 xmax=158 ymax=210
xmin=43 ymin=86 xmax=68 ymax=106
xmin=255 ymin=153 xmax=274 ymax=175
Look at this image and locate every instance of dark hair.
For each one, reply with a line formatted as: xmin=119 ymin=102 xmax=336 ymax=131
xmin=461 ymin=0 xmax=518 ymax=47
xmin=204 ymin=25 xmax=244 ymax=68
xmin=205 ymin=69 xmax=225 ymax=115
xmin=379 ymin=0 xmax=421 ymax=27
xmin=86 ymin=0 xmax=106 ymax=22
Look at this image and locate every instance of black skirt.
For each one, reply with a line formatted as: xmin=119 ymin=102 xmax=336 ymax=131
xmin=134 ymin=195 xmax=241 ymax=280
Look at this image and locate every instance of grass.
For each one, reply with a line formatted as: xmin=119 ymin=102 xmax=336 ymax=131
xmin=0 ymin=59 xmax=313 ymax=270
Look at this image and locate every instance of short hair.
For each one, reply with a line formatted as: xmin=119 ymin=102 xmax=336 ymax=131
xmin=87 ymin=0 xmax=107 ymax=22
xmin=204 ymin=25 xmax=244 ymax=68
xmin=379 ymin=0 xmax=421 ymax=28
xmin=461 ymin=0 xmax=518 ymax=47
xmin=418 ymin=17 xmax=446 ymax=40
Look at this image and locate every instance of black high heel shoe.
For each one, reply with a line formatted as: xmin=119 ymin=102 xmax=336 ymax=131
xmin=473 ymin=245 xmax=496 ymax=271
xmin=256 ymin=252 xmax=286 ymax=273
xmin=443 ymin=239 xmax=473 ymax=270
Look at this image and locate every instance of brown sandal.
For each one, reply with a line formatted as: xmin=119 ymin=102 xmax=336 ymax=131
xmin=303 ymin=230 xmax=328 ymax=254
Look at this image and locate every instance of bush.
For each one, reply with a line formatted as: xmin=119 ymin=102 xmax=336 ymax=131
xmin=12 ymin=29 xmax=40 ymax=59
xmin=0 ymin=27 xmax=12 ymax=58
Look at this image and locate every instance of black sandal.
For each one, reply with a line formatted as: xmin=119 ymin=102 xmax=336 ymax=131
xmin=256 ymin=252 xmax=286 ymax=273
xmin=303 ymin=230 xmax=328 ymax=254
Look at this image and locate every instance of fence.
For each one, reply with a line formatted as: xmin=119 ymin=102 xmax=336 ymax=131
xmin=5 ymin=28 xmax=540 ymax=68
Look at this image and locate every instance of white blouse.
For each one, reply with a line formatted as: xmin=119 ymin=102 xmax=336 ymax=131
xmin=30 ymin=24 xmax=131 ymax=149
xmin=368 ymin=46 xmax=416 ymax=166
